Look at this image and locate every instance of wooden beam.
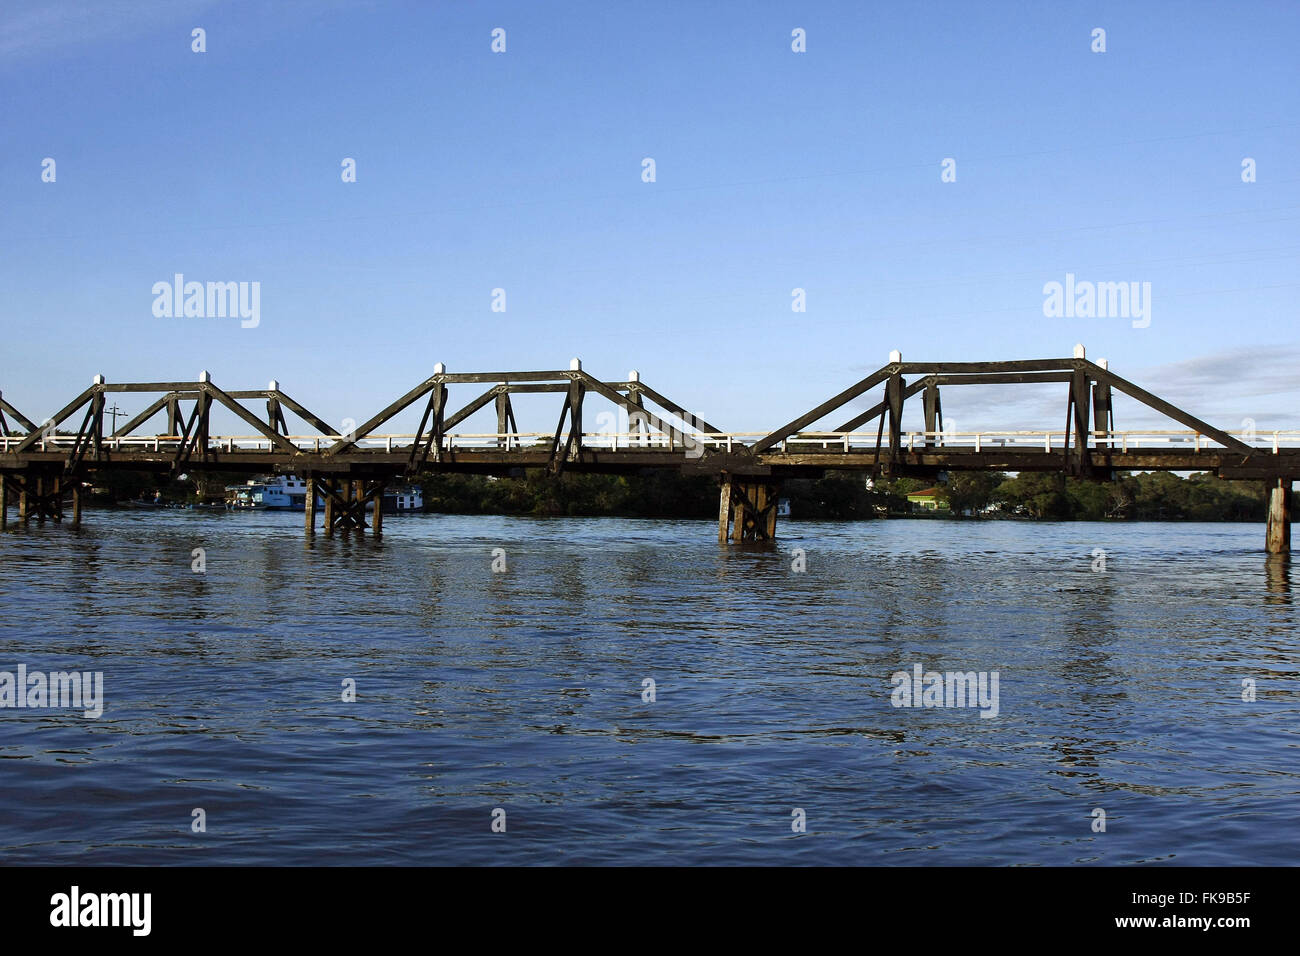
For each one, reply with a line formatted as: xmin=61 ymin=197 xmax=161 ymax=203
xmin=631 ymin=381 xmax=724 ymax=437
xmin=0 ymin=393 xmax=38 ymax=433
xmin=930 ymin=371 xmax=1074 ymax=385
xmin=1088 ymin=363 xmax=1256 ymax=456
xmin=576 ymin=373 xmax=691 ymax=448
xmin=899 ymin=360 xmax=1076 ymax=374
xmin=111 ymin=394 xmax=175 ymax=437
xmin=440 ymin=371 xmax=570 ymax=384
xmin=1070 ymin=368 xmax=1092 ymax=475
xmin=833 ymin=378 xmax=929 ymax=433
xmin=12 ymin=386 xmax=97 ymax=453
xmin=202 ymin=382 xmax=300 ymax=455
xmin=751 ymin=365 xmax=894 ymax=454
xmin=324 ymin=377 xmax=437 ymax=456
xmin=443 ymin=387 xmax=498 ymax=431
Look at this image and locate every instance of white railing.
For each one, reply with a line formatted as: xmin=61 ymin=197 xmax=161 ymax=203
xmin=4 ymin=429 xmax=1300 ymax=455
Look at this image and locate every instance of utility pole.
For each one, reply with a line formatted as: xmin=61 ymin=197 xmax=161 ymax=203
xmin=106 ymin=403 xmax=125 ymax=434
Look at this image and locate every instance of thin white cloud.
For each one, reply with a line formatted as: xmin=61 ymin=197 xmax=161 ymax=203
xmin=0 ymin=0 xmax=218 ymax=58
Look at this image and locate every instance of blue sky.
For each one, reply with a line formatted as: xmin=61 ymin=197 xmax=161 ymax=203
xmin=2 ymin=0 xmax=1298 ymax=438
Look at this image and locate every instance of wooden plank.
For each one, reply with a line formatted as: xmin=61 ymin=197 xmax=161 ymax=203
xmin=931 ymin=371 xmax=1074 ymax=385
xmin=900 ymin=360 xmax=1075 ymax=374
xmin=441 ymin=371 xmax=570 ymax=384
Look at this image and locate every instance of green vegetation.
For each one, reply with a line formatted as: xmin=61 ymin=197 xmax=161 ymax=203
xmin=76 ymin=465 xmax=1283 ymax=522
xmin=875 ymin=471 xmax=1279 ymax=521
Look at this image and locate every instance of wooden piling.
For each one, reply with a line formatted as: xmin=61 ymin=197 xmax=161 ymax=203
xmin=323 ymin=480 xmax=335 ymax=536
xmin=371 ymin=481 xmax=384 ymax=536
xmin=0 ymin=476 xmax=7 ymax=530
xmin=304 ymin=476 xmax=316 ymax=535
xmin=71 ymin=484 xmax=81 ymax=528
xmin=718 ymin=477 xmax=732 ymax=543
xmin=17 ymin=476 xmax=27 ymax=524
xmin=1267 ymin=478 xmax=1292 ymax=554
xmin=731 ymin=487 xmax=745 ymax=543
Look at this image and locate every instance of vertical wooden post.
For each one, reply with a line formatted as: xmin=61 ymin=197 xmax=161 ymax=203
xmin=887 ymin=373 xmax=905 ymax=462
xmin=568 ymin=379 xmax=585 ymax=459
xmin=71 ymin=484 xmax=81 ymax=528
xmin=371 ymin=481 xmax=384 ymax=536
xmin=731 ymin=482 xmax=746 ymax=543
xmin=430 ymin=384 xmax=447 ymax=463
xmin=765 ymin=482 xmax=779 ymax=539
xmin=1266 ymin=478 xmax=1291 ymax=554
xmin=923 ymin=383 xmax=940 ymax=449
xmin=323 ymin=479 xmax=335 ymax=536
xmin=718 ymin=477 xmax=732 ymax=543
xmin=0 ymin=476 xmax=7 ymax=530
xmin=33 ymin=475 xmax=44 ymax=524
xmin=18 ymin=476 xmax=28 ymax=524
xmin=495 ymin=391 xmax=510 ymax=449
xmin=1070 ymin=369 xmax=1092 ymax=476
xmin=352 ymin=480 xmax=364 ymax=531
xmin=304 ymin=475 xmax=316 ymax=535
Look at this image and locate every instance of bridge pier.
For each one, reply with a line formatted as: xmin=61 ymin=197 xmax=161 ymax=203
xmin=314 ymin=476 xmax=385 ymax=536
xmin=1267 ymin=478 xmax=1292 ymax=554
xmin=718 ymin=476 xmax=780 ymax=543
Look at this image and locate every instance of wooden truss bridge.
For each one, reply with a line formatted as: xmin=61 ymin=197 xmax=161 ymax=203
xmin=1 ymin=350 xmax=1296 ymax=551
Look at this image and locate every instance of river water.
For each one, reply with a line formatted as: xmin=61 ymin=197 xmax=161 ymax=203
xmin=0 ymin=510 xmax=1295 ymax=865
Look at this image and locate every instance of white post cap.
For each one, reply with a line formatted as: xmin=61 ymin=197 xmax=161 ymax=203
xmin=628 ymin=369 xmax=639 ymax=382
xmin=198 ymin=370 xmax=210 ymax=383
xmin=889 ymin=349 xmax=902 ymax=363
xmin=1073 ymin=343 xmax=1086 ymax=359
xmin=92 ymin=374 xmax=105 ymax=385
xmin=570 ymin=357 xmax=582 ymax=371
xmin=268 ymin=379 xmax=279 ymax=391
xmin=1098 ymin=358 xmax=1108 ymax=370
xmin=433 ymin=362 xmax=445 ymax=374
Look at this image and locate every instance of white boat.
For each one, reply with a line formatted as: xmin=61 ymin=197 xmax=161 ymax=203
xmin=225 ymin=476 xmax=423 ymax=513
